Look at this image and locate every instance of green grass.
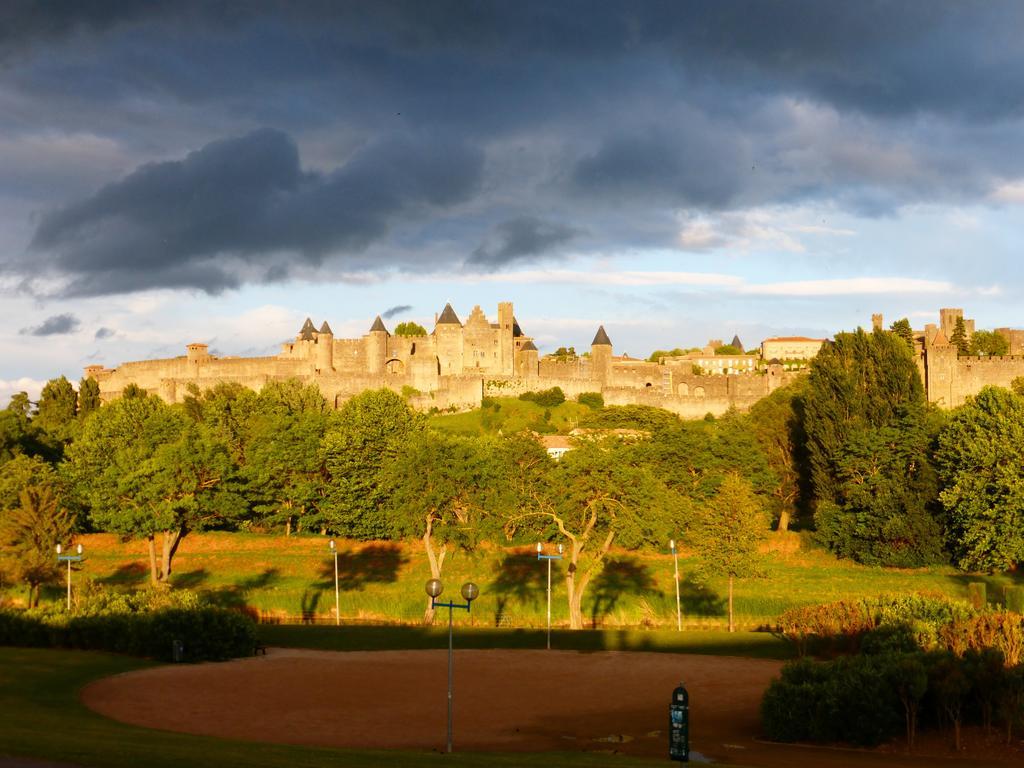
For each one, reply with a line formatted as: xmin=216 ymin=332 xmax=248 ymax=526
xmin=428 ymin=396 xmax=594 ymax=435
xmin=0 ymin=647 xmax=669 ymax=768
xmin=39 ymin=530 xmax=1023 ymax=630
xmin=257 ymin=625 xmax=793 ymax=660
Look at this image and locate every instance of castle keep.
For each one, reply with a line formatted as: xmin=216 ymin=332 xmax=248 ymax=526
xmin=84 ymin=303 xmax=1024 ymax=416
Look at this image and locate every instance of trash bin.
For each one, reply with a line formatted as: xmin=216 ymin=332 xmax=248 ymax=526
xmin=669 ymin=682 xmax=689 ymax=762
xmin=172 ymin=639 xmax=184 ymax=663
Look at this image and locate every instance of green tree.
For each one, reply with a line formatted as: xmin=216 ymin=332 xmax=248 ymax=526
xmin=78 ymin=377 xmax=101 ymax=418
xmin=323 ymin=389 xmax=422 ymax=539
xmin=714 ymin=344 xmax=742 ymax=356
xmin=890 ymin=318 xmax=915 ymax=350
xmin=35 ymin=376 xmax=78 ymax=441
xmin=393 ymin=321 xmax=427 ymax=337
xmin=0 ymin=485 xmax=75 ymax=606
xmin=936 ymin=386 xmax=1024 ymax=571
xmin=969 ymin=330 xmax=1010 ymax=357
xmin=747 ymin=381 xmax=810 ymax=532
xmin=65 ymin=394 xmax=245 ymax=583
xmin=245 ymin=382 xmax=331 ymax=534
xmin=688 ymin=473 xmax=770 ymax=632
xmin=508 ymin=440 xmax=671 ymax=629
xmin=386 ymin=431 xmax=503 ymax=622
xmin=950 ymin=316 xmax=969 ymax=356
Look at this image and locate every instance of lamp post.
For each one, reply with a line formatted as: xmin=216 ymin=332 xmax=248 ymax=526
xmin=670 ymin=539 xmax=681 ymax=632
xmin=55 ymin=543 xmax=84 ymax=611
xmin=328 ymin=539 xmax=340 ymax=626
xmin=425 ymin=578 xmax=479 ymax=754
xmin=536 ymin=542 xmax=563 ymax=650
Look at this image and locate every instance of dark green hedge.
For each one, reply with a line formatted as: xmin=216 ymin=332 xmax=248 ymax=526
xmin=0 ymin=607 xmax=256 ymax=662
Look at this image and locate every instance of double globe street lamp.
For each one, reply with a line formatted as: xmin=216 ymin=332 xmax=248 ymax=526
xmin=425 ymin=578 xmax=479 ymax=753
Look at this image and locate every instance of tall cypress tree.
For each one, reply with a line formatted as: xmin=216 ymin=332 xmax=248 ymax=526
xmin=950 ymin=317 xmax=970 ymax=356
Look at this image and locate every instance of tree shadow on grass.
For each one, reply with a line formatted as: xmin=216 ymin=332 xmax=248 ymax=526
xmin=588 ymin=556 xmax=660 ymax=629
xmin=946 ymin=572 xmax=1024 ymax=608
xmin=490 ymin=550 xmax=548 ymax=626
xmin=678 ymin=579 xmax=727 ymax=618
xmin=172 ymin=568 xmax=210 ymax=590
xmin=201 ymin=568 xmax=282 ymax=610
xmin=314 ymin=544 xmax=407 ymax=591
xmin=96 ymin=561 xmax=149 ymax=587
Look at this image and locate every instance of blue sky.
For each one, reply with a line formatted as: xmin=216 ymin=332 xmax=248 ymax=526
xmin=1 ymin=1 xmax=1023 ymax=403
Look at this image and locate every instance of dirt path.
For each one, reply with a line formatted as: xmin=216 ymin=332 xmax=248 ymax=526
xmin=81 ymin=649 xmax=1012 ymax=766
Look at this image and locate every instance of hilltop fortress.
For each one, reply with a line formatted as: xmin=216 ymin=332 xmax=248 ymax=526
xmin=84 ymin=302 xmax=1024 ymax=417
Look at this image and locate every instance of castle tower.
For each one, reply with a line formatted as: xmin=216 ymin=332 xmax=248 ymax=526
xmin=590 ymin=325 xmax=612 ymax=385
xmin=315 ymin=321 xmax=334 ymax=374
xmin=924 ymin=328 xmax=957 ymax=407
xmin=939 ymin=308 xmax=963 ymax=341
xmin=297 ymin=317 xmax=316 ymax=361
xmin=366 ymin=315 xmax=389 ymax=374
xmin=498 ymin=301 xmax=515 ymax=375
xmin=871 ymin=314 xmax=884 ymax=332
xmin=434 ymin=303 xmax=464 ymax=375
xmin=515 ymin=340 xmax=539 ymax=377
xmin=730 ymin=334 xmax=745 ymax=353
xmin=186 ymin=343 xmax=210 ymax=366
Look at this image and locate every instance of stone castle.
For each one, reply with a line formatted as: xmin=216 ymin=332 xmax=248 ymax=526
xmin=83 ymin=302 xmax=1024 ymax=417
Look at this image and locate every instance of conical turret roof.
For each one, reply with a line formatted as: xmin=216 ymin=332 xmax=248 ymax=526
xmin=299 ymin=317 xmax=316 ymax=341
xmin=591 ymin=325 xmax=612 ymax=346
xmin=730 ymin=334 xmax=744 ymax=352
xmin=369 ymin=315 xmax=388 ymax=333
xmin=319 ymin=321 xmax=333 ymax=335
xmin=521 ymin=340 xmax=538 ymax=351
xmin=436 ymin=303 xmax=462 ymax=326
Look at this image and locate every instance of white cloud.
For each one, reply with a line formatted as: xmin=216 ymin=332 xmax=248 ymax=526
xmin=990 ymin=180 xmax=1024 ymax=204
xmin=0 ymin=377 xmax=47 ymax=407
xmin=452 ymin=269 xmax=742 ymax=288
xmin=740 ymin=277 xmax=953 ymax=296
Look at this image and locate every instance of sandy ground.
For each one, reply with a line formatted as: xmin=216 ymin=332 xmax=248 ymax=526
xmin=82 ymin=648 xmax=1017 ymax=767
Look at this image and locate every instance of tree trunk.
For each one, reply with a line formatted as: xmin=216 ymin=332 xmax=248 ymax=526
xmin=422 ymin=514 xmax=447 ymax=624
xmin=564 ymin=529 xmax=614 ymax=630
xmin=285 ymin=517 xmax=292 ymax=537
xmin=147 ymin=534 xmax=159 ymax=585
xmin=160 ymin=528 xmax=184 ymax=583
xmin=728 ymin=575 xmax=735 ymax=633
xmin=776 ymin=509 xmax=791 ymax=533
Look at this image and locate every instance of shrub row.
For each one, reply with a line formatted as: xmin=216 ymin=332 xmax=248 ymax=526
xmin=775 ymin=593 xmax=978 ymax=655
xmin=0 ymin=606 xmax=256 ymax=662
xmin=762 ymin=645 xmax=1024 ymax=747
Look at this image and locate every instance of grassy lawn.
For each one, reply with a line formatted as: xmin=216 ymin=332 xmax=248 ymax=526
xmin=428 ymin=396 xmax=595 ymax=435
xmin=0 ymin=646 xmax=668 ymax=768
xmin=37 ymin=531 xmax=1023 ymax=629
xmin=257 ymin=625 xmax=793 ymax=660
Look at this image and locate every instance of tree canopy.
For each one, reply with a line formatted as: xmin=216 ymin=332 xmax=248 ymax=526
xmin=393 ymin=321 xmax=427 ymax=337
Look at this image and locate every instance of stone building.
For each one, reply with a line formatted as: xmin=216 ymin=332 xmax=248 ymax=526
xmin=85 ymin=301 xmax=797 ymax=418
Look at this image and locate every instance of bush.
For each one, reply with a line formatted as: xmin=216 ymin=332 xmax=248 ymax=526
xmin=776 ymin=593 xmax=977 ymax=656
xmin=0 ymin=602 xmax=256 ymax=662
xmin=577 ymin=392 xmax=604 ymax=409
xmin=762 ymin=655 xmax=904 ymax=746
xmin=519 ymin=387 xmax=566 ymax=407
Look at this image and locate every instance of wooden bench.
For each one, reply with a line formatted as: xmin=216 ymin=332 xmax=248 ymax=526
xmin=254 ymin=642 xmax=268 ymax=656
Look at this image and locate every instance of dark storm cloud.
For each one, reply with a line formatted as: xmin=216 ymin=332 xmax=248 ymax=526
xmin=27 ymin=128 xmax=484 ymax=295
xmin=3 ymin=1 xmax=1024 ymax=295
xmin=470 ymin=217 xmax=579 ymax=267
xmin=94 ymin=327 xmax=114 ymax=339
xmin=19 ymin=313 xmax=79 ymax=336
xmin=5 ymin=2 xmax=1023 ymax=119
xmin=381 ymin=305 xmax=412 ymax=319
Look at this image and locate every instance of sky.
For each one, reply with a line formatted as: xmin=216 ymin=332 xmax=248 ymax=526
xmin=2 ymin=1 xmax=1023 ymax=404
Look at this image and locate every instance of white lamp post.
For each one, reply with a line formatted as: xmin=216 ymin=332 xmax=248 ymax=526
xmin=55 ymin=543 xmax=84 ymax=611
xmin=536 ymin=542 xmax=563 ymax=650
xmin=328 ymin=539 xmax=340 ymax=626
xmin=670 ymin=539 xmax=681 ymax=632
